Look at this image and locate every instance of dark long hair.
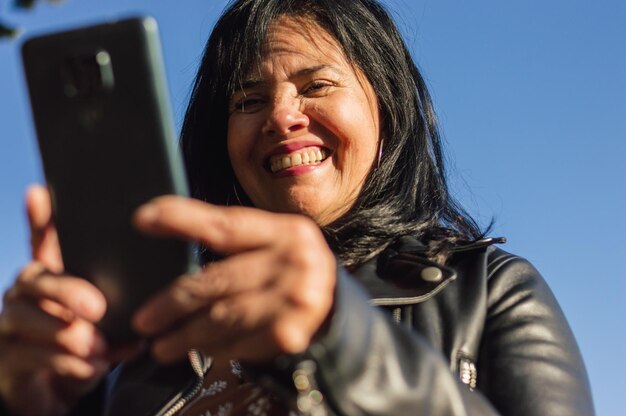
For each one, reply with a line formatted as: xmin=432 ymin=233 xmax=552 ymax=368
xmin=181 ymin=0 xmax=485 ymax=267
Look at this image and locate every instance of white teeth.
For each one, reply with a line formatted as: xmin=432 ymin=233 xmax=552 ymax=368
xmin=269 ymin=147 xmax=329 ymax=173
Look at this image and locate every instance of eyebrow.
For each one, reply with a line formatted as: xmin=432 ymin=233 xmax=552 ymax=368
xmin=240 ymin=64 xmax=341 ymax=90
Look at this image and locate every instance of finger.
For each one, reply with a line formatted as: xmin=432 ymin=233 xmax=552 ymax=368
xmin=149 ymin=289 xmax=286 ymax=363
xmin=25 ymin=185 xmax=63 ymax=272
xmin=8 ymin=263 xmax=106 ymax=323
xmin=155 ymin=309 xmax=315 ymax=364
xmin=211 ymin=316 xmax=310 ymax=363
xmin=0 ymin=342 xmax=110 ymax=380
xmin=26 ymin=185 xmax=52 ymax=241
xmin=134 ymin=196 xmax=321 ymax=254
xmin=133 ymin=249 xmax=277 ymax=335
xmin=0 ymin=301 xmax=107 ymax=358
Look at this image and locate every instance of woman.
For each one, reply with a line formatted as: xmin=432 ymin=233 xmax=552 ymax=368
xmin=0 ymin=0 xmax=594 ymax=415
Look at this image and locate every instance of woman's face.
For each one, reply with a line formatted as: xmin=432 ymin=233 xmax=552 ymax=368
xmin=227 ymin=17 xmax=380 ymax=226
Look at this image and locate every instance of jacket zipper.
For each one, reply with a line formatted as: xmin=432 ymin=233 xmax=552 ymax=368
xmin=159 ymin=350 xmax=207 ymax=416
xmin=392 ymin=307 xmax=402 ymax=323
xmin=458 ymin=357 xmax=478 ymax=390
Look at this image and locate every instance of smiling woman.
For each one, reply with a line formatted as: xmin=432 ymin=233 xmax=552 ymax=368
xmin=227 ymin=17 xmax=380 ymax=226
xmin=0 ymin=0 xmax=595 ymax=415
xmin=182 ymin=0 xmax=486 ymax=269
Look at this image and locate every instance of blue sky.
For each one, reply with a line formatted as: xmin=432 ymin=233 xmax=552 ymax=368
xmin=1 ymin=0 xmax=624 ymax=413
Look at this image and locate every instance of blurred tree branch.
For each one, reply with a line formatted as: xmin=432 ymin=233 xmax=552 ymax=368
xmin=14 ymin=0 xmax=38 ymax=9
xmin=0 ymin=20 xmax=18 ymax=37
xmin=0 ymin=0 xmax=65 ymax=39
xmin=14 ymin=0 xmax=64 ymax=10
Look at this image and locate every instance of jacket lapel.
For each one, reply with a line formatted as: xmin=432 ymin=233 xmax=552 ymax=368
xmin=352 ymin=237 xmax=504 ymax=307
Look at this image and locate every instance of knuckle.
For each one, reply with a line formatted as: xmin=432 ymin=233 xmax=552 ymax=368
xmin=281 ymin=218 xmax=329 ymax=266
xmin=286 ymin=217 xmax=319 ymax=244
xmin=11 ymin=263 xmax=62 ymax=303
xmin=208 ymin=300 xmax=236 ymax=326
xmin=285 ymin=248 xmax=334 ymax=296
xmin=280 ymin=245 xmax=315 ymax=274
xmin=292 ymin=246 xmax=317 ymax=270
xmin=290 ymin=276 xmax=332 ymax=315
xmin=55 ymin=320 xmax=98 ymax=357
xmin=50 ymin=354 xmax=80 ymax=377
xmin=171 ymin=281 xmax=197 ymax=306
xmin=203 ymin=266 xmax=231 ymax=297
xmin=215 ymin=207 xmax=245 ymax=238
xmin=175 ymin=273 xmax=224 ymax=307
xmin=16 ymin=262 xmax=45 ymax=285
xmin=270 ymin=320 xmax=309 ymax=354
xmin=292 ymin=282 xmax=318 ymax=309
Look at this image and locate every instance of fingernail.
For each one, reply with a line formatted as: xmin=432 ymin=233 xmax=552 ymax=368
xmin=134 ymin=204 xmax=159 ymax=224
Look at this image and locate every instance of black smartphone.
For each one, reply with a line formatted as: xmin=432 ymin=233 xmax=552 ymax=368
xmin=21 ymin=17 xmax=196 ymax=344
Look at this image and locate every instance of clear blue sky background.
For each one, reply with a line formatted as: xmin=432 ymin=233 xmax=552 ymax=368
xmin=1 ymin=0 xmax=624 ymax=414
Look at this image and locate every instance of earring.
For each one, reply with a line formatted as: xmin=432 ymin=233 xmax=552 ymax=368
xmin=377 ymin=138 xmax=384 ymax=168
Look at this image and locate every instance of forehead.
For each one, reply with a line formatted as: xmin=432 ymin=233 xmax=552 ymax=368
xmin=251 ymin=17 xmax=351 ymax=75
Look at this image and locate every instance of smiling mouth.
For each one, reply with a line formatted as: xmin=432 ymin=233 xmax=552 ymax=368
xmin=267 ymin=146 xmax=331 ymax=173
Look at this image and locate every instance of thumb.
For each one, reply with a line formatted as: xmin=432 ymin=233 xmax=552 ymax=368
xmin=26 ymin=184 xmax=63 ymax=272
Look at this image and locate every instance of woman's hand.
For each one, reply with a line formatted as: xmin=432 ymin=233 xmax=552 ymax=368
xmin=0 ymin=186 xmax=109 ymax=416
xmin=132 ymin=196 xmax=336 ymax=364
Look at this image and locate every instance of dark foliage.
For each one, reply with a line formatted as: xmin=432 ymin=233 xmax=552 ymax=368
xmin=0 ymin=0 xmax=65 ymax=39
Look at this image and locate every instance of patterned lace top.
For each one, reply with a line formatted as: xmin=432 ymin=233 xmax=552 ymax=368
xmin=176 ymin=358 xmax=298 ymax=416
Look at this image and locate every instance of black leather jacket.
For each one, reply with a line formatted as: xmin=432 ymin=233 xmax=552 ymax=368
xmin=71 ymin=237 xmax=595 ymax=415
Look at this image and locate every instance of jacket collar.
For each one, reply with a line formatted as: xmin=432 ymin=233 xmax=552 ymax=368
xmin=352 ymin=237 xmax=505 ymax=306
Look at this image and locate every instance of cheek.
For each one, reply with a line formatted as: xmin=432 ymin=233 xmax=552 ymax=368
xmin=328 ymin=101 xmax=379 ymax=166
xmin=226 ymin=131 xmax=238 ymax=170
xmin=226 ymin=139 xmax=248 ymax=188
xmin=227 ymin=119 xmax=254 ymax=171
xmin=349 ymin=137 xmax=378 ymax=177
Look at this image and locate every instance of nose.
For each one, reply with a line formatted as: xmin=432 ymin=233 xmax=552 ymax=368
xmin=261 ymin=94 xmax=309 ymax=136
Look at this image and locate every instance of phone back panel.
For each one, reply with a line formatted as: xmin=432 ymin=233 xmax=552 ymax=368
xmin=22 ymin=17 xmax=194 ymax=344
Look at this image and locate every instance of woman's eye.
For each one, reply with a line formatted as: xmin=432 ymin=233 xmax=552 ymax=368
xmin=302 ymin=81 xmax=332 ymax=95
xmin=232 ymin=97 xmax=265 ymax=113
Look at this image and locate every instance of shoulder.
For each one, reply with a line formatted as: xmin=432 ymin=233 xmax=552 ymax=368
xmin=481 ymin=246 xmax=559 ymax=310
xmin=485 ymin=246 xmax=536 ymax=279
xmin=475 ymin=248 xmax=595 ymax=415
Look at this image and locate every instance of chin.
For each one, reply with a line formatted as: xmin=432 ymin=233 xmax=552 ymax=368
xmin=262 ymin=199 xmax=326 ymax=223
